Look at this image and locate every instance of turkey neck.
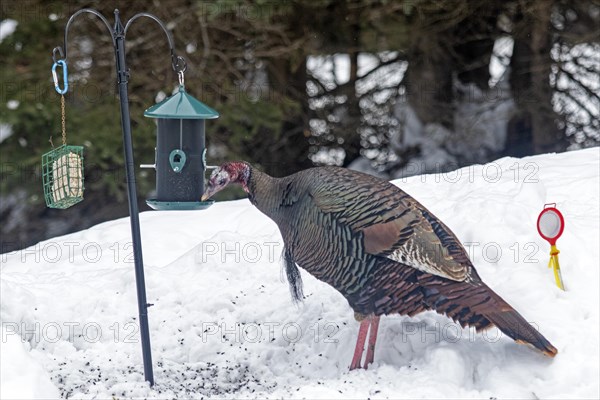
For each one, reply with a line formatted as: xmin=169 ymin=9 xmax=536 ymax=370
xmin=246 ymin=166 xmax=287 ymax=218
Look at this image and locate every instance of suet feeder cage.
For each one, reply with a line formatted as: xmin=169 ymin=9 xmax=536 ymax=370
xmin=42 ymin=144 xmax=84 ymax=209
xmin=143 ymin=83 xmax=219 ymax=210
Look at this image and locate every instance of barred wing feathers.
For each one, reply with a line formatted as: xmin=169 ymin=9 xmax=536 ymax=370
xmin=309 ymin=167 xmax=473 ymax=282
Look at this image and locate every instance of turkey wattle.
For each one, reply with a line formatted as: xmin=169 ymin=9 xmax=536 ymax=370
xmin=202 ymin=161 xmax=558 ymax=369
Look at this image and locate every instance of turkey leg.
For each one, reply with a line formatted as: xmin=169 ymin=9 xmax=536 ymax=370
xmin=364 ymin=315 xmax=380 ymax=369
xmin=349 ymin=318 xmax=370 ymax=370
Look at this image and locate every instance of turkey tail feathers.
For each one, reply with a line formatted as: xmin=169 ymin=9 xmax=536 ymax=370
xmin=419 ymin=275 xmax=558 ymax=357
xmin=446 ymin=283 xmax=558 ymax=357
xmin=485 ymin=305 xmax=558 ymax=357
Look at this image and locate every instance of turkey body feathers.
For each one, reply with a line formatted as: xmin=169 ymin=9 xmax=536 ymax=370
xmin=246 ymin=165 xmax=557 ymax=357
xmin=250 ymin=166 xmax=473 ymax=283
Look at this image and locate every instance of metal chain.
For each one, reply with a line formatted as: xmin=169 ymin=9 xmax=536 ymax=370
xmin=61 ymin=94 xmax=67 ymax=145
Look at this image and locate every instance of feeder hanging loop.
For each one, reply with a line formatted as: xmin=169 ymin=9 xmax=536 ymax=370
xmin=172 ymin=55 xmax=187 ymax=73
xmin=52 ymin=46 xmax=65 ymax=63
xmin=52 ymin=59 xmax=69 ymax=95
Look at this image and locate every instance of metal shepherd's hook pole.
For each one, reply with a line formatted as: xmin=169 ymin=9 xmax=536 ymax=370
xmin=52 ymin=8 xmax=185 ymax=386
xmin=112 ymin=10 xmax=154 ymax=386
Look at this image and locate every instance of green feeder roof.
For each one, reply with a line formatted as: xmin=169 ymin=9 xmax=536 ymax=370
xmin=144 ymin=86 xmax=219 ymax=119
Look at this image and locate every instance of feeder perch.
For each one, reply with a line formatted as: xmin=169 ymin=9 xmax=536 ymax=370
xmin=42 ymin=144 xmax=84 ymax=209
xmin=143 ymin=84 xmax=219 ymax=210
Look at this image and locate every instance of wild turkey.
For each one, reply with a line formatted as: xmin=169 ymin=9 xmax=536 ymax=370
xmin=202 ymin=161 xmax=558 ymax=369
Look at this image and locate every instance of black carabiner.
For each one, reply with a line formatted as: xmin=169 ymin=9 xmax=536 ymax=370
xmin=172 ymin=55 xmax=187 ymax=73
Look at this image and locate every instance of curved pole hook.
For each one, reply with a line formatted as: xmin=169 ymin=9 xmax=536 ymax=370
xmin=56 ymin=8 xmax=114 ymax=61
xmin=124 ymin=12 xmax=184 ymax=72
xmin=52 ymin=9 xmax=186 ymax=81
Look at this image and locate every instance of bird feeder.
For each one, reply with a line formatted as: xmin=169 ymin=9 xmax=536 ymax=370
xmin=143 ymin=78 xmax=219 ymax=210
xmin=42 ymin=58 xmax=85 ymax=209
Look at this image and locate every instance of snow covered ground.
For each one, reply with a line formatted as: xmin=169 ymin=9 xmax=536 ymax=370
xmin=1 ymin=148 xmax=599 ymax=399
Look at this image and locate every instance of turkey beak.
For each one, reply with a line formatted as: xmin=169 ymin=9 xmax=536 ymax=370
xmin=202 ymin=178 xmax=224 ymax=201
xmin=202 ymin=167 xmax=230 ymax=201
xmin=201 ymin=177 xmax=217 ymax=200
xmin=201 ymin=186 xmax=215 ymax=201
